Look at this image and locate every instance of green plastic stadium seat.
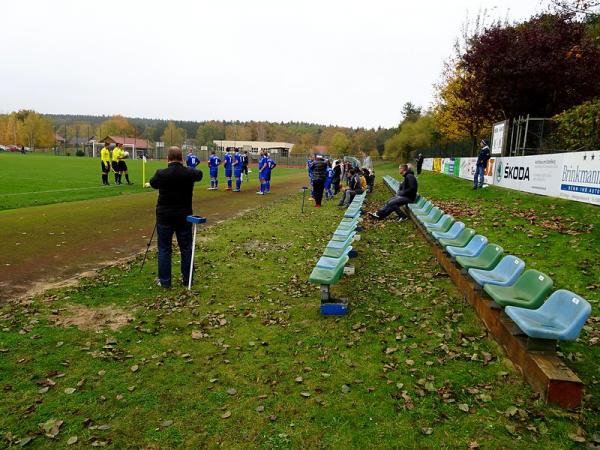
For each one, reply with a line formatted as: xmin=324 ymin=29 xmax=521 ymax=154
xmin=323 ymin=245 xmax=352 ymax=258
xmin=409 ymin=197 xmax=426 ymax=211
xmin=484 ymin=270 xmax=554 ymax=309
xmin=425 ymin=215 xmax=454 ymax=234
xmin=455 ymin=244 xmax=503 ymax=270
xmin=418 ymin=207 xmax=443 ymax=225
xmin=309 ymin=264 xmax=346 ymax=285
xmin=413 ymin=202 xmax=433 ymax=216
xmin=438 ymin=228 xmax=475 ymax=248
xmin=331 ymin=231 xmax=356 ymax=242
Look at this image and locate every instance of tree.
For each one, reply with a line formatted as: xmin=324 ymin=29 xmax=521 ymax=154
xmin=329 ymin=132 xmax=351 ymax=155
xmin=21 ymin=111 xmax=54 ymax=149
xmin=98 ymin=115 xmax=136 ymax=137
xmin=401 ymin=102 xmax=422 ymax=123
xmin=459 ymin=13 xmax=600 ymax=119
xmin=161 ymin=121 xmax=185 ymax=147
xmin=434 ymin=68 xmax=492 ymax=151
xmin=196 ymin=121 xmax=225 ymax=147
xmin=383 ymin=114 xmax=438 ymax=161
xmin=553 ymin=99 xmax=600 ymax=149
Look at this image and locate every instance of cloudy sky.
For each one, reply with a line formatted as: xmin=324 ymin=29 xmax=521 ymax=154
xmin=1 ymin=0 xmax=544 ymax=128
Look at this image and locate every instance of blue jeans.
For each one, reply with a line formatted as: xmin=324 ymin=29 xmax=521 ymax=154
xmin=474 ymin=165 xmax=485 ymax=187
xmin=157 ymin=221 xmax=193 ymax=287
xmin=377 ymin=196 xmax=410 ymax=219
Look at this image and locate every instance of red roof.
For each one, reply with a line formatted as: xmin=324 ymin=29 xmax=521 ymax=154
xmin=102 ymin=135 xmax=151 ymax=150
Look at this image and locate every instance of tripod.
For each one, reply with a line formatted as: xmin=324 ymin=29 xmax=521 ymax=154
xmin=139 ymin=223 xmax=157 ymax=273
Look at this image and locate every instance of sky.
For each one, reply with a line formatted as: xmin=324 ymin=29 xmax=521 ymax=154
xmin=1 ymin=0 xmax=545 ymax=129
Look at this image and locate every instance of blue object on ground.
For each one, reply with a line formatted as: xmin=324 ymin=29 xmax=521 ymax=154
xmin=432 ymin=222 xmax=465 ymax=240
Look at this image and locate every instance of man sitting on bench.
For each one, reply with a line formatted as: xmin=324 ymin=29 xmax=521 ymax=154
xmin=368 ymin=164 xmax=417 ymax=222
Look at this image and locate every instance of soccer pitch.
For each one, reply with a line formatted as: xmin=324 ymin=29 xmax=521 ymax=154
xmin=0 ymin=153 xmax=303 ymax=211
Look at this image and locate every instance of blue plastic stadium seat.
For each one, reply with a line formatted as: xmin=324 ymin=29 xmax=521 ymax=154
xmin=468 ymin=255 xmax=525 ymax=287
xmin=417 ymin=207 xmax=443 ymax=225
xmin=432 ymin=222 xmax=465 ymax=240
xmin=414 ymin=202 xmax=433 ymax=216
xmin=505 ymin=290 xmax=592 ymax=341
xmin=447 ymin=235 xmax=488 ymax=257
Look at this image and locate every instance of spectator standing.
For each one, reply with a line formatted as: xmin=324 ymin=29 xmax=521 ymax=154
xmin=149 ymin=147 xmax=203 ymax=288
xmin=416 ymin=153 xmax=424 ymax=175
xmin=473 ymin=140 xmax=491 ymax=189
xmin=311 ymin=155 xmax=327 ymax=207
xmin=332 ymin=160 xmax=342 ymax=195
xmin=368 ymin=164 xmax=417 ymax=222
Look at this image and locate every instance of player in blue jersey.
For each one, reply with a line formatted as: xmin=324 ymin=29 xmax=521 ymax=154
xmin=264 ymin=154 xmax=277 ymax=193
xmin=208 ymin=150 xmax=221 ymax=190
xmin=186 ymin=150 xmax=200 ymax=169
xmin=223 ymin=149 xmax=233 ymax=190
xmin=324 ymin=159 xmax=334 ymax=200
xmin=256 ymin=150 xmax=268 ymax=195
xmin=232 ymin=149 xmax=243 ymax=192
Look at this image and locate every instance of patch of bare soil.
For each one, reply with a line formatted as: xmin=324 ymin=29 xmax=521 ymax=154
xmin=48 ymin=304 xmax=133 ymax=332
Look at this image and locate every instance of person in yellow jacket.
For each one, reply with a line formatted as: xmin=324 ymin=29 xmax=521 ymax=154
xmin=118 ymin=145 xmax=132 ymax=184
xmin=111 ymin=144 xmax=122 ymax=184
xmin=100 ymin=144 xmax=111 ymax=185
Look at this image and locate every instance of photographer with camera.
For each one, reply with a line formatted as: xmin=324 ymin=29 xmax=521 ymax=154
xmin=149 ymin=146 xmax=203 ymax=288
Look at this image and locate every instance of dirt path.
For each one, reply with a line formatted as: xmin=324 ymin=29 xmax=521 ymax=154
xmin=0 ymin=172 xmax=307 ymax=301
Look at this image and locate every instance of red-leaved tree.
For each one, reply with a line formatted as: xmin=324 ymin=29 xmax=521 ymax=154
xmin=459 ymin=14 xmax=600 ymax=119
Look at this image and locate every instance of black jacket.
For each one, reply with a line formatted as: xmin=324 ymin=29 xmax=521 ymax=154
xmin=476 ymin=146 xmax=491 ymax=167
xmin=397 ymin=169 xmax=417 ymax=201
xmin=311 ymin=160 xmax=328 ymax=181
xmin=150 ymin=162 xmax=203 ymax=224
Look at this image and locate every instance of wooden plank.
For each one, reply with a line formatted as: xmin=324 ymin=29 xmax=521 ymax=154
xmin=407 ymin=207 xmax=584 ymax=408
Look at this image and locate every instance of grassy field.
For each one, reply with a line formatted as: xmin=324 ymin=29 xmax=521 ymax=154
xmin=0 ymin=153 xmax=303 ymax=211
xmin=0 ymin=166 xmax=598 ymax=448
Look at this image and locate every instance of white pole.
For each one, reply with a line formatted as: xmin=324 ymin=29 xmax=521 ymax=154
xmin=188 ymin=223 xmax=197 ymax=290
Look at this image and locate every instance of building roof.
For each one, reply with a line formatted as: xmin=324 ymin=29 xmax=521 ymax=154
xmin=213 ymin=140 xmax=294 ymax=149
xmin=55 ymin=133 xmax=65 ymax=143
xmin=101 ymin=135 xmax=151 ymax=149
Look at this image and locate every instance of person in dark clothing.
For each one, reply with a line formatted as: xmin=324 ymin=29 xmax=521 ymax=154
xmin=362 ymin=167 xmax=375 ymax=193
xmin=338 ymin=168 xmax=364 ymax=207
xmin=311 ymin=155 xmax=328 ymax=207
xmin=241 ymin=151 xmax=249 ymax=181
xmin=149 ymin=147 xmax=203 ymax=288
xmin=473 ymin=139 xmax=491 ymax=189
xmin=332 ymin=160 xmax=342 ymax=195
xmin=368 ymin=164 xmax=417 ymax=222
xmin=416 ymin=153 xmax=424 ymax=175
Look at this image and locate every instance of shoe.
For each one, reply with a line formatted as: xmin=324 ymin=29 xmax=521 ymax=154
xmin=315 ymin=204 xmax=321 ymax=208
xmin=225 ymin=188 xmax=232 ymax=191
xmin=127 ymin=182 xmax=133 ymax=185
xmin=472 ymin=186 xmax=477 ymax=190
xmin=155 ymin=278 xmax=171 ymax=289
xmin=265 ymin=191 xmax=270 ymax=194
xmin=397 ymin=216 xmax=408 ymax=223
xmin=232 ymin=189 xmax=240 ymax=192
xmin=256 ymin=191 xmax=264 ymax=195
xmin=368 ymin=212 xmax=381 ymax=220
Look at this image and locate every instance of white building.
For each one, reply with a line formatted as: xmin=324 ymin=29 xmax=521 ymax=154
xmin=213 ymin=140 xmax=294 ymax=157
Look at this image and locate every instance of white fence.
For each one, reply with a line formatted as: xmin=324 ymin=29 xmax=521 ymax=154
xmin=424 ymin=150 xmax=600 ymax=205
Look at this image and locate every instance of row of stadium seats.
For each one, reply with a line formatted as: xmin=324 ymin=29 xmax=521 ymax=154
xmin=308 ymin=192 xmax=368 ymax=315
xmin=383 ymin=176 xmax=592 ymax=342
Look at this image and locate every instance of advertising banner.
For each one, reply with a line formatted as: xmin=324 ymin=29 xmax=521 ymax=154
xmin=459 ymin=157 xmax=496 ymax=185
xmin=453 ymin=158 xmax=461 ymax=177
xmin=493 ymin=155 xmax=562 ymax=197
xmin=492 ymin=120 xmax=508 ymax=155
xmin=557 ymin=151 xmax=600 ymax=205
xmin=421 ymin=150 xmax=599 ymax=205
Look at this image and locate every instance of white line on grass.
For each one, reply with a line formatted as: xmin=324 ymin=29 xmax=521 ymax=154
xmin=1 ymin=185 xmax=121 ymax=196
